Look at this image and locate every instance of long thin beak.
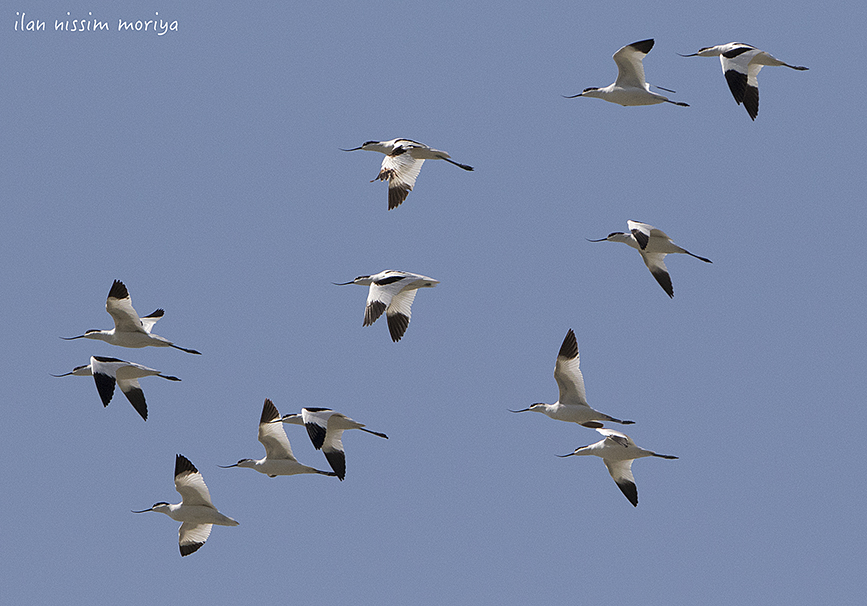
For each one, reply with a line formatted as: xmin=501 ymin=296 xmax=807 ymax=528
xmin=332 ymin=281 xmax=355 ymax=286
xmin=508 ymin=408 xmax=531 ymax=413
xmin=131 ymin=509 xmax=152 ymax=514
xmin=50 ymin=372 xmax=73 ymax=377
xmin=586 ymin=237 xmax=608 ymax=242
xmin=562 ymin=93 xmax=583 ymax=99
xmin=557 ymin=445 xmax=591 ymax=457
xmin=677 ymin=52 xmax=699 ymax=57
xmin=59 ymin=335 xmax=85 ymax=340
xmin=339 ymin=146 xmax=363 ymax=152
xmin=217 ymin=464 xmax=239 ymax=468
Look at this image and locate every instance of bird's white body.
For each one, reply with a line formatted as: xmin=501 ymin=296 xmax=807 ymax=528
xmin=336 ymin=270 xmax=439 ymax=342
xmin=511 ymin=329 xmax=633 ymax=428
xmin=679 ymin=42 xmax=808 ymax=120
xmin=280 ymin=408 xmax=388 ymax=480
xmin=220 ymin=399 xmax=336 ymax=477
xmin=152 ymin=502 xmax=239 ymax=527
xmin=559 ymin=428 xmax=678 ymax=507
xmin=566 ymin=39 xmax=688 ymax=107
xmin=63 ymin=280 xmax=201 ymax=354
xmin=52 ymin=355 xmax=180 ymax=421
xmin=133 ymin=454 xmax=238 ymax=556
xmin=342 ymin=138 xmax=473 ymax=210
xmin=590 ymin=220 xmax=711 ymax=298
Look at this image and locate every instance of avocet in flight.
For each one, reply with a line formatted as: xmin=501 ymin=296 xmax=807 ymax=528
xmin=133 ymin=454 xmax=238 ymax=556
xmin=678 ymin=42 xmax=807 ymax=120
xmin=558 ymin=428 xmax=678 ymax=507
xmin=564 ymin=39 xmax=689 ymax=107
xmin=510 ymin=329 xmax=634 ymax=428
xmin=219 ymin=399 xmax=337 ymax=477
xmin=279 ymin=408 xmax=388 ymax=480
xmin=334 ymin=270 xmax=439 ymax=342
xmin=589 ymin=220 xmax=711 ymax=298
xmin=341 ymin=139 xmax=473 ymax=210
xmin=52 ymin=355 xmax=180 ymax=421
xmin=62 ymin=280 xmax=201 ymax=354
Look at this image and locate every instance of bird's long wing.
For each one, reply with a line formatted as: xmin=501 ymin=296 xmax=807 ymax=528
xmin=139 ymin=309 xmax=164 ymax=334
xmin=613 ymin=39 xmax=653 ymax=89
xmin=553 ymin=329 xmax=588 ymax=406
xmin=364 ymin=276 xmax=408 ymax=326
xmin=179 ymin=522 xmax=212 ymax=557
xmin=625 ymin=221 xmax=649 ymax=250
xmin=258 ymin=399 xmax=297 ymax=460
xmin=105 ymin=280 xmax=146 ymax=333
xmin=321 ymin=440 xmax=347 ymax=480
xmin=629 ymin=220 xmax=672 ymax=246
xmin=639 ymin=251 xmax=673 ymax=298
xmin=90 ymin=357 xmax=120 ymax=407
xmin=720 ymin=47 xmax=761 ymax=89
xmin=386 ymin=288 xmax=418 ymax=342
xmin=302 ymin=409 xmax=368 ymax=479
xmin=597 ymin=427 xmax=630 ymax=446
xmin=174 ymin=455 xmax=214 ymax=508
xmin=720 ymin=46 xmax=761 ymax=119
xmin=322 ymin=413 xmax=349 ymax=480
xmin=301 ymin=408 xmax=334 ymax=450
xmin=379 ymin=153 xmax=424 ymax=210
xmin=116 ymin=376 xmax=148 ymax=421
xmin=604 ymin=459 xmax=638 ymax=506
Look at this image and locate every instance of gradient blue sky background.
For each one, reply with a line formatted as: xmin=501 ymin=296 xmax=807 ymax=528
xmin=3 ymin=2 xmax=865 ymax=604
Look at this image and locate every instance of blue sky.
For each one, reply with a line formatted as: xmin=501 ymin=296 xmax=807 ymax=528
xmin=2 ymin=1 xmax=865 ymax=604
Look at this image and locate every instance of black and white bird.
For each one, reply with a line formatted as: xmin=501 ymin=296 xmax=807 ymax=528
xmin=589 ymin=220 xmax=711 ymax=298
xmin=341 ymin=139 xmax=473 ymax=210
xmin=132 ymin=454 xmax=239 ymax=557
xmin=678 ymin=42 xmax=808 ymax=120
xmin=564 ymin=39 xmax=689 ymax=107
xmin=334 ymin=270 xmax=439 ymax=342
xmin=558 ymin=428 xmax=678 ymax=507
xmin=219 ymin=399 xmax=337 ymax=478
xmin=510 ymin=329 xmax=634 ymax=428
xmin=279 ymin=408 xmax=388 ymax=480
xmin=52 ymin=355 xmax=180 ymax=421
xmin=62 ymin=280 xmax=201 ymax=354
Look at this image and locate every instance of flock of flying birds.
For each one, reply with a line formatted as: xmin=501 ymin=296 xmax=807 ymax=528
xmin=566 ymin=39 xmax=808 ymax=120
xmin=56 ymin=280 xmax=390 ymax=556
xmin=55 ymin=38 xmax=807 ymax=556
